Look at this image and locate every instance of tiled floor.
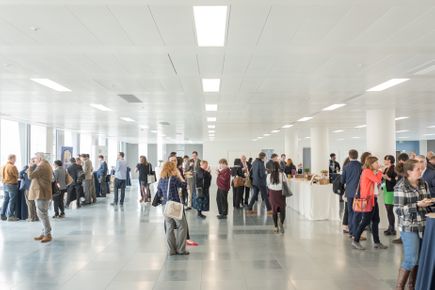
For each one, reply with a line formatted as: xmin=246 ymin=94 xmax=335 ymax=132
xmin=0 ymin=184 xmax=401 ymax=290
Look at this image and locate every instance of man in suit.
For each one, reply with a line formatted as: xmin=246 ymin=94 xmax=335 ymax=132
xmin=247 ymin=152 xmax=272 ymax=215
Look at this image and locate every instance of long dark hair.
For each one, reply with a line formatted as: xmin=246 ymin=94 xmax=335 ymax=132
xmin=270 ymin=161 xmax=281 ymax=184
xmin=234 ymin=158 xmax=242 ymax=166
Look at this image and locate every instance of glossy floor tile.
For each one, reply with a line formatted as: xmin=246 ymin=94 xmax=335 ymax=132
xmin=0 ymin=184 xmax=402 ymax=290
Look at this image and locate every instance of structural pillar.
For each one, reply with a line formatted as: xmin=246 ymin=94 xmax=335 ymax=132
xmin=310 ymin=127 xmax=329 ymax=175
xmin=366 ymin=109 xmax=396 ymax=159
xmin=284 ymin=129 xmax=299 ymax=161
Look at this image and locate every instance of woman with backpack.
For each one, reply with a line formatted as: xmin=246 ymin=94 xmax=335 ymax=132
xmin=267 ymin=161 xmax=288 ymax=234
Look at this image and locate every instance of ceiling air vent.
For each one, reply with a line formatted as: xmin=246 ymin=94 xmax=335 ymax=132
xmin=118 ymin=94 xmax=143 ymax=103
xmin=159 ymin=121 xmax=171 ymax=126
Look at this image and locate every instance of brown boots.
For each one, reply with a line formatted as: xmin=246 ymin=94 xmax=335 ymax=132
xmin=395 ymin=267 xmax=418 ymax=290
xmin=34 ymin=234 xmax=52 ymax=243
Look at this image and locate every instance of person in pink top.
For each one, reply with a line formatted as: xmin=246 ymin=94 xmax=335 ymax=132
xmin=352 ymin=156 xmax=388 ymax=250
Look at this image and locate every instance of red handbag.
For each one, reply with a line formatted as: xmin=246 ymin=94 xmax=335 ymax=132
xmin=352 ymin=183 xmax=374 ymax=213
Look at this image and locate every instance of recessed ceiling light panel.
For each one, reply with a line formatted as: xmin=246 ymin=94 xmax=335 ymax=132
xmin=367 ymin=78 xmax=409 ymax=92
xmin=193 ymin=6 xmax=227 ymax=47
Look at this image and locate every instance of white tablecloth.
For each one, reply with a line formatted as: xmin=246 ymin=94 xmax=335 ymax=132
xmin=288 ymin=179 xmax=340 ymax=221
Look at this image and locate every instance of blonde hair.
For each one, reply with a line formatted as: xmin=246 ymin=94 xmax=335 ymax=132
xmin=200 ymin=160 xmax=208 ymax=166
xmin=363 ymin=156 xmax=378 ymax=170
xmin=160 ymin=161 xmax=178 ymax=178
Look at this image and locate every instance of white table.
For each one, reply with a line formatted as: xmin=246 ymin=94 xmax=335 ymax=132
xmin=287 ymin=179 xmax=340 ymax=221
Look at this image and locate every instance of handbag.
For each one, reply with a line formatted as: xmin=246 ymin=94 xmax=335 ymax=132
xmin=281 ymin=174 xmax=293 ymax=197
xmin=244 ymin=175 xmax=252 ymax=188
xmin=163 ymin=178 xmax=184 ymax=220
xmin=65 ymin=173 xmax=74 ymax=186
xmin=352 ymin=183 xmax=373 ymax=213
xmin=147 ymin=163 xmax=156 ymax=184
xmin=233 ymin=176 xmax=245 ymax=188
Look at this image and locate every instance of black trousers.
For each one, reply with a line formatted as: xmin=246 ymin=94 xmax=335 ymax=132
xmin=53 ymin=189 xmax=66 ymax=215
xmin=216 ymin=189 xmax=229 ymax=216
xmin=354 ymin=198 xmax=380 ymax=243
xmin=232 ymin=185 xmax=243 ymax=208
xmin=385 ymin=204 xmax=395 ymax=231
xmin=243 ymin=186 xmax=250 ymax=205
xmin=114 ymin=178 xmax=126 ymax=204
xmin=66 ymin=184 xmax=82 ymax=208
xmin=342 ymin=202 xmax=348 ymax=226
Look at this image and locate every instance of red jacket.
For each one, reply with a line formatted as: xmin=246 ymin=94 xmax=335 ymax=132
xmin=217 ymin=167 xmax=231 ymax=191
xmin=360 ymin=168 xmax=383 ymax=207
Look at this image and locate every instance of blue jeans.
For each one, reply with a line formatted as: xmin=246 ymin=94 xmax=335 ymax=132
xmin=347 ymin=197 xmax=362 ymax=236
xmin=1 ymin=184 xmax=18 ymax=217
xmin=248 ymin=185 xmax=271 ymax=211
xmin=400 ymin=231 xmax=421 ymax=270
xmin=114 ymin=178 xmax=126 ymax=204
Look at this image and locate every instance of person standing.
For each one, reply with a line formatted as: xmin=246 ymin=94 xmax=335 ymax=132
xmin=266 ymin=153 xmax=279 ymax=173
xmin=155 ymin=161 xmax=189 ymax=256
xmin=394 ymin=159 xmax=432 ymax=289
xmin=52 ymin=160 xmax=67 ymax=218
xmin=284 ymin=159 xmax=296 ymax=177
xmin=231 ymin=158 xmax=244 ymax=209
xmin=329 ymin=153 xmax=341 ymax=183
xmin=241 ymin=155 xmax=252 ymax=207
xmin=267 ymin=162 xmax=287 ymax=234
xmin=135 ymin=156 xmax=153 ymax=203
xmin=216 ymin=159 xmax=231 ymax=219
xmin=247 ymin=152 xmax=272 ymax=215
xmin=422 ymin=155 xmax=435 ymax=197
xmin=382 ymin=155 xmax=397 ymax=236
xmin=29 ymin=153 xmax=54 ymax=243
xmin=279 ymin=154 xmax=287 ymax=172
xmin=341 ymin=150 xmax=362 ymax=239
xmin=392 ymin=153 xmax=410 ymax=244
xmin=183 ymin=156 xmax=194 ymax=210
xmin=193 ymin=160 xmax=211 ymax=219
xmin=1 ymin=154 xmax=19 ymax=221
xmin=352 ymin=156 xmax=388 ymax=250
xmin=111 ymin=152 xmax=127 ymax=206
xmin=81 ymin=154 xmax=93 ymax=205
xmin=20 ymin=165 xmax=37 ymax=221
xmin=66 ymin=158 xmax=82 ymax=208
xmin=96 ymin=155 xmax=108 ymax=198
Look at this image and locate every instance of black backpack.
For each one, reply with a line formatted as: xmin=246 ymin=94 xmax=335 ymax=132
xmin=332 ymin=174 xmax=345 ymax=195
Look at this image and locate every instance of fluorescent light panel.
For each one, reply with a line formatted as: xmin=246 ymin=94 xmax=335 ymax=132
xmin=424 ymin=133 xmax=435 ymax=136
xmin=208 ymin=130 xmax=215 ymax=133
xmin=282 ymin=124 xmax=293 ymax=129
xmin=263 ymin=133 xmax=271 ymax=137
xmin=395 ymin=116 xmax=409 ymax=121
xmin=90 ymin=103 xmax=112 ymax=112
xmin=355 ymin=124 xmax=367 ymax=129
xmin=367 ymin=78 xmax=409 ymax=92
xmin=398 ymin=136 xmax=409 ymax=139
xmin=322 ymin=104 xmax=346 ymax=111
xmin=207 ymin=117 xmax=217 ymax=122
xmin=271 ymin=130 xmax=280 ymax=133
xmin=120 ymin=117 xmax=135 ymax=122
xmin=193 ymin=6 xmax=227 ymax=47
xmin=332 ymin=129 xmax=344 ymax=133
xmin=396 ymin=130 xmax=409 ymax=133
xmin=205 ymin=104 xmax=218 ymax=111
xmin=352 ymin=136 xmax=361 ymax=139
xmin=31 ymin=78 xmax=71 ymax=92
xmin=208 ymin=125 xmax=215 ymax=129
xmin=297 ymin=117 xmax=313 ymax=122
xmin=202 ymin=79 xmax=220 ymax=92
xmin=427 ymin=125 xmax=435 ymax=129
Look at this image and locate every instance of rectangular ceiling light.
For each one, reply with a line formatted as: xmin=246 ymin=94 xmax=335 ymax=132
xmin=424 ymin=133 xmax=435 ymax=136
xmin=263 ymin=133 xmax=271 ymax=137
xmin=297 ymin=117 xmax=313 ymax=122
xmin=398 ymin=136 xmax=409 ymax=139
xmin=202 ymin=78 xmax=220 ymax=92
xmin=396 ymin=130 xmax=409 ymax=133
xmin=427 ymin=125 xmax=435 ymax=128
xmin=205 ymin=104 xmax=218 ymax=111
xmin=355 ymin=124 xmax=367 ymax=129
xmin=208 ymin=125 xmax=215 ymax=129
xmin=366 ymin=78 xmax=409 ymax=92
xmin=332 ymin=129 xmax=344 ymax=133
xmin=207 ymin=117 xmax=217 ymax=122
xmin=193 ymin=6 xmax=227 ymax=47
xmin=352 ymin=136 xmax=361 ymax=139
xmin=90 ymin=103 xmax=112 ymax=112
xmin=271 ymin=130 xmax=280 ymax=133
xmin=208 ymin=130 xmax=215 ymax=133
xmin=322 ymin=104 xmax=346 ymax=111
xmin=31 ymin=78 xmax=71 ymax=92
xmin=120 ymin=117 xmax=135 ymax=122
xmin=395 ymin=116 xmax=409 ymax=121
xmin=282 ymin=124 xmax=293 ymax=129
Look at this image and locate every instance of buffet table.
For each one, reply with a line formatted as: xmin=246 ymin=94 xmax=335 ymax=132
xmin=288 ymin=179 xmax=340 ymax=221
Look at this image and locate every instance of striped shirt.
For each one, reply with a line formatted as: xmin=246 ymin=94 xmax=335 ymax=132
xmin=394 ymin=178 xmax=430 ymax=233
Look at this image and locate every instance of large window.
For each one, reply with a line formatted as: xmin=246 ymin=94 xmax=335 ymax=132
xmin=107 ymin=138 xmax=118 ymax=168
xmin=30 ymin=125 xmax=47 ymax=155
xmin=0 ymin=119 xmax=23 ymax=169
xmin=79 ymin=133 xmax=92 ymax=155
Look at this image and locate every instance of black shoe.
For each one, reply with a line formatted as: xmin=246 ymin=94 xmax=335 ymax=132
xmin=110 ymin=203 xmax=117 ymax=206
xmin=198 ymin=213 xmax=206 ymax=219
xmin=185 ymin=207 xmax=192 ymax=211
xmin=52 ymin=215 xmax=59 ymax=219
xmin=59 ymin=213 xmax=65 ymax=218
xmin=1 ymin=215 xmax=7 ymax=221
xmin=217 ymin=215 xmax=225 ymax=219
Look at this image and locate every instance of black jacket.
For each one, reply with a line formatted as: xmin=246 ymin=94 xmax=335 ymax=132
xmin=196 ymin=168 xmax=212 ymax=194
xmin=423 ymin=163 xmax=435 ymax=197
xmin=383 ymin=165 xmax=397 ymax=192
xmin=252 ymin=158 xmax=267 ymax=187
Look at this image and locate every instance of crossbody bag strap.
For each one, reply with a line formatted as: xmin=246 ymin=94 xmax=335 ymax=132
xmin=166 ymin=177 xmax=171 ymax=200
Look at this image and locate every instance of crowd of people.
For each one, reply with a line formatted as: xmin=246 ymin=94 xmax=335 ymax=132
xmin=2 ymin=147 xmax=435 ymax=289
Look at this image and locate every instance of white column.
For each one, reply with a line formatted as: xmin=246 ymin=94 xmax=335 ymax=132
xmin=366 ymin=109 xmax=396 ymax=159
xmin=420 ymin=140 xmax=428 ymax=156
xmin=46 ymin=127 xmax=54 ymax=155
xmin=310 ymin=127 xmax=329 ymax=175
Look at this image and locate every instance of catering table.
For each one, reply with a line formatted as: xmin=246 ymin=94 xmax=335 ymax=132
xmin=416 ymin=213 xmax=435 ymax=290
xmin=287 ymin=178 xmax=340 ymax=221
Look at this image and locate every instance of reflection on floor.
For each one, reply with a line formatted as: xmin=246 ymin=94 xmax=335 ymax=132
xmin=0 ymin=184 xmax=401 ymax=290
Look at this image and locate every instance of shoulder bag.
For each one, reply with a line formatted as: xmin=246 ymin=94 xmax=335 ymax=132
xmin=352 ymin=182 xmax=373 ymax=213
xmin=233 ymin=176 xmax=246 ymax=188
xmin=65 ymin=172 xmax=74 ymax=186
xmin=147 ymin=163 xmax=156 ymax=184
xmin=163 ymin=177 xmax=184 ymax=220
xmin=281 ymin=173 xmax=293 ymax=197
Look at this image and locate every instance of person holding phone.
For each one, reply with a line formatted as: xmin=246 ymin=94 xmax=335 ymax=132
xmin=394 ymin=159 xmax=432 ymax=289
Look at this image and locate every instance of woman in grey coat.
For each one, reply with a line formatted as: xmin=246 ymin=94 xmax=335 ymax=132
xmin=53 ymin=160 xmax=67 ymax=218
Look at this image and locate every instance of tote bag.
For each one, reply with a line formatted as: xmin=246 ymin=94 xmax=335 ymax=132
xmin=281 ymin=174 xmax=293 ymax=197
xmin=147 ymin=163 xmax=156 ymax=184
xmin=163 ymin=177 xmax=184 ymax=220
xmin=352 ymin=183 xmax=373 ymax=213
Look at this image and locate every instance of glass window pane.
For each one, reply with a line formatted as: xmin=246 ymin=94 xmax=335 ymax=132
xmin=30 ymin=125 xmax=47 ymax=155
xmin=1 ymin=119 xmax=22 ymax=169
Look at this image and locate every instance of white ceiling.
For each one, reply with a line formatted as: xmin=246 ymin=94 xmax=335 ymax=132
xmin=1 ymin=0 xmax=435 ymax=143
